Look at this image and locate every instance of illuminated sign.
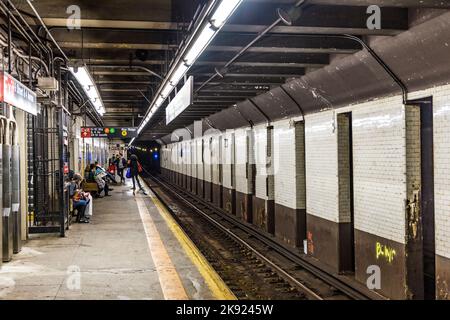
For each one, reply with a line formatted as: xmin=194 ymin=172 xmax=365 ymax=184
xmin=0 ymin=71 xmax=37 ymax=115
xmin=81 ymin=127 xmax=138 ymax=139
xmin=166 ymin=76 xmax=193 ymax=125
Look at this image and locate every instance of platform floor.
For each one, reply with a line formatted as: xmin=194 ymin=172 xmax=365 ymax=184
xmin=0 ymin=181 xmax=234 ymax=300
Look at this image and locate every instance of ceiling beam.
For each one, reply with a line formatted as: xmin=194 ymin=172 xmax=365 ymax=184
xmin=222 ymin=25 xmax=404 ymax=36
xmin=59 ymin=42 xmax=171 ymax=50
xmin=30 ymin=18 xmax=181 ymax=30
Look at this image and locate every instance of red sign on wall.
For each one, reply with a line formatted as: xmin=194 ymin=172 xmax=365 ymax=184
xmin=81 ymin=127 xmax=92 ymax=138
xmin=0 ymin=71 xmax=37 ymax=115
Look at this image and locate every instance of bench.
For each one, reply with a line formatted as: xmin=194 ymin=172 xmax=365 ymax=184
xmin=82 ymin=182 xmax=99 ymax=195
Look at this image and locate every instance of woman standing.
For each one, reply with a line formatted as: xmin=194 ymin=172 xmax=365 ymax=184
xmin=129 ymin=153 xmax=147 ymax=195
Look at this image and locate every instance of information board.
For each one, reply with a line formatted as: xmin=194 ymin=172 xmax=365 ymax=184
xmin=81 ymin=127 xmax=138 ymax=139
xmin=166 ymin=76 xmax=193 ymax=124
xmin=0 ymin=71 xmax=37 ymax=115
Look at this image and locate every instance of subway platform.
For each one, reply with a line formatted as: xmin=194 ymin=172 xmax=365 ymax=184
xmin=0 ymin=182 xmax=234 ymax=300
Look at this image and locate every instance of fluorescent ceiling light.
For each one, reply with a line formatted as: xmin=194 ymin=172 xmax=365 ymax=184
xmin=170 ymin=64 xmax=189 ymax=87
xmin=184 ymin=24 xmax=216 ymax=66
xmin=69 ymin=66 xmax=105 ymax=116
xmin=137 ymin=0 xmax=244 ymax=137
xmin=210 ymin=0 xmax=243 ymax=28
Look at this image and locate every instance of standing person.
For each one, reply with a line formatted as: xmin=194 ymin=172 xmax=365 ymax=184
xmin=115 ymin=154 xmax=126 ymax=184
xmin=128 ymin=153 xmax=147 ymax=195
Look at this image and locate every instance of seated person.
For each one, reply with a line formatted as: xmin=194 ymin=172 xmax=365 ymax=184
xmin=95 ymin=161 xmax=116 ymax=186
xmin=69 ymin=174 xmax=91 ymax=223
xmin=85 ymin=164 xmax=95 ymax=182
xmin=93 ymin=166 xmax=111 ymax=198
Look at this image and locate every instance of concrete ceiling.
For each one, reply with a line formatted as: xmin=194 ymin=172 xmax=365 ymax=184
xmin=9 ymin=0 xmax=450 ymax=139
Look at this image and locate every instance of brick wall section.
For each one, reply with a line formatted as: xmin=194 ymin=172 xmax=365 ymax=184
xmin=405 ymin=106 xmax=421 ymax=200
xmin=352 ymin=97 xmax=406 ymax=244
xmin=409 ymin=84 xmax=450 ymax=258
xmin=337 ymin=114 xmax=352 ymax=224
xmin=274 ymin=119 xmax=306 ymax=210
xmin=221 ymin=130 xmax=234 ymax=189
xmin=305 ymin=112 xmax=339 ymax=221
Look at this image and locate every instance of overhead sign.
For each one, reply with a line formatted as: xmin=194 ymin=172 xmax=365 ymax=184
xmin=0 ymin=71 xmax=37 ymax=115
xmin=166 ymin=76 xmax=193 ymax=125
xmin=81 ymin=127 xmax=138 ymax=139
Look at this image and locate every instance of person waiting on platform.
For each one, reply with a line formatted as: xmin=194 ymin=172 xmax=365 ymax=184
xmin=91 ymin=164 xmax=111 ymax=197
xmin=128 ymin=153 xmax=147 ymax=195
xmin=115 ymin=153 xmax=127 ymax=184
xmin=95 ymin=161 xmax=116 ymax=186
xmin=69 ymin=173 xmax=91 ymax=223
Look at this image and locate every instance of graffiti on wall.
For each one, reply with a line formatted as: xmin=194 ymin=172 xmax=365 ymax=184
xmin=376 ymin=242 xmax=396 ymax=263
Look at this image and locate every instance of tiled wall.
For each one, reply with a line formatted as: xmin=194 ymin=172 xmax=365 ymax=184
xmin=235 ymin=127 xmax=252 ymax=194
xmin=305 ymin=111 xmax=339 ymax=221
xmin=352 ymin=97 xmax=406 ymax=244
xmin=274 ymin=119 xmax=306 ymax=210
xmin=409 ymin=84 xmax=450 ymax=258
xmin=211 ymin=135 xmax=221 ymax=185
xmin=160 ymin=83 xmax=450 ymax=260
xmin=222 ymin=130 xmax=234 ymax=189
xmin=254 ymin=124 xmax=272 ymax=200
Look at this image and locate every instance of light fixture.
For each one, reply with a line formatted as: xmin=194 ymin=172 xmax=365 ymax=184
xmin=184 ymin=24 xmax=216 ymax=66
xmin=210 ymin=0 xmax=243 ymax=28
xmin=132 ymin=0 xmax=244 ymax=146
xmin=69 ymin=65 xmax=105 ymax=116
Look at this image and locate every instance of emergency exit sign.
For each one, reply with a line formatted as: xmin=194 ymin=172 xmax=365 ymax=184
xmin=81 ymin=127 xmax=137 ymax=139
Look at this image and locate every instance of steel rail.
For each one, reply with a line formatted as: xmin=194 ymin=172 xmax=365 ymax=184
xmin=147 ymin=173 xmax=378 ymax=300
xmin=145 ymin=173 xmax=323 ymax=300
xmin=145 ymin=171 xmax=381 ymax=300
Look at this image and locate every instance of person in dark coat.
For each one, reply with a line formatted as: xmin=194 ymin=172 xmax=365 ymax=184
xmin=129 ymin=153 xmax=147 ymax=195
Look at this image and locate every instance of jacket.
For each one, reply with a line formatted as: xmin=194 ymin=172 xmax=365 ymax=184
xmin=129 ymin=154 xmax=140 ymax=176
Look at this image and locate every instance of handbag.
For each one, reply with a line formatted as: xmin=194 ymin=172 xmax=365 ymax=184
xmin=138 ymin=162 xmax=143 ymax=173
xmin=126 ymin=168 xmax=132 ymax=179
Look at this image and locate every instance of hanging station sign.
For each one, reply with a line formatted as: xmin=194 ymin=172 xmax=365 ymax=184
xmin=166 ymin=76 xmax=193 ymax=125
xmin=0 ymin=71 xmax=37 ymax=115
xmin=81 ymin=127 xmax=138 ymax=139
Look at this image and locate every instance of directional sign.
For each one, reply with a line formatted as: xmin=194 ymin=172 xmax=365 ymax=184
xmin=81 ymin=127 xmax=137 ymax=139
xmin=0 ymin=71 xmax=37 ymax=115
xmin=166 ymin=76 xmax=193 ymax=124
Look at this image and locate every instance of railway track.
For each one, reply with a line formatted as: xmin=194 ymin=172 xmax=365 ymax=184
xmin=143 ymin=173 xmax=376 ymax=300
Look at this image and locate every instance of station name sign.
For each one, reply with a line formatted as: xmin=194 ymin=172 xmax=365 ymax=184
xmin=81 ymin=127 xmax=138 ymax=139
xmin=0 ymin=71 xmax=37 ymax=115
xmin=166 ymin=76 xmax=193 ymax=125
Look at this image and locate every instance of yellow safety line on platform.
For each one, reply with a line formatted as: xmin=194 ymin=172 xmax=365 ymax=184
xmin=146 ymin=189 xmax=236 ymax=300
xmin=135 ymin=195 xmax=189 ymax=300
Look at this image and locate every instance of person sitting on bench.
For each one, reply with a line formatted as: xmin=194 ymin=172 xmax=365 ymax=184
xmin=69 ymin=173 xmax=91 ymax=223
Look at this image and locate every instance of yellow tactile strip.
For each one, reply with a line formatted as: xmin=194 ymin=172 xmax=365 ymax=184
xmin=145 ymin=188 xmax=236 ymax=300
xmin=136 ymin=195 xmax=189 ymax=300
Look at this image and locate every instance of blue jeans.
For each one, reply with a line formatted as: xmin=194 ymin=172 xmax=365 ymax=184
xmin=74 ymin=200 xmax=88 ymax=220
